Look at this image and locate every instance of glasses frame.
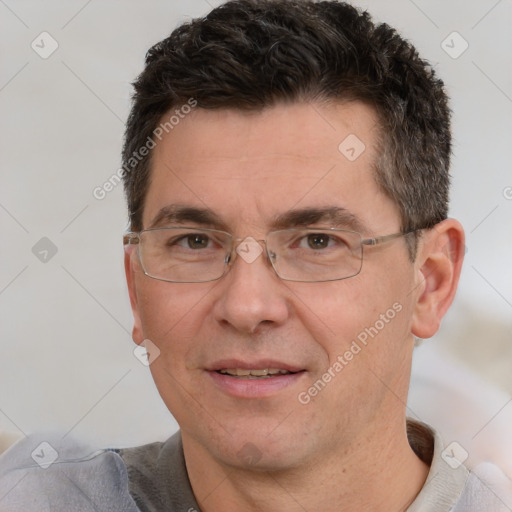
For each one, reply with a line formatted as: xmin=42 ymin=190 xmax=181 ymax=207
xmin=123 ymin=226 xmax=417 ymax=283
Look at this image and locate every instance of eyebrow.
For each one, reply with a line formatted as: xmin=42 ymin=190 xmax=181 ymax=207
xmin=149 ymin=205 xmax=230 ymax=231
xmin=270 ymin=207 xmax=370 ymax=234
xmin=148 ymin=204 xmax=370 ymax=234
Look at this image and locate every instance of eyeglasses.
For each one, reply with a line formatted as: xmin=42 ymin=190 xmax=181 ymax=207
xmin=123 ymin=226 xmax=415 ymax=283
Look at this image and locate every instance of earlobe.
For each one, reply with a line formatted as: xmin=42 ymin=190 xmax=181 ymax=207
xmin=124 ymin=247 xmax=145 ymax=345
xmin=411 ymin=219 xmax=465 ymax=339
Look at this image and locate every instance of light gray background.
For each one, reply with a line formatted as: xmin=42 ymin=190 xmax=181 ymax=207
xmin=1 ymin=0 xmax=511 ymax=450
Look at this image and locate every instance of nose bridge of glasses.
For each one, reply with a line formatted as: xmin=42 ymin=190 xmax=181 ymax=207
xmin=233 ymin=236 xmax=267 ymax=248
xmin=229 ymin=236 xmax=269 ymax=266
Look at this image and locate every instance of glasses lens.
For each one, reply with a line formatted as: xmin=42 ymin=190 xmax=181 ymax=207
xmin=267 ymin=228 xmax=363 ymax=282
xmin=139 ymin=228 xmax=231 ymax=282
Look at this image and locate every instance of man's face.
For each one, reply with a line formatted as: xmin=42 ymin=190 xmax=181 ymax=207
xmin=126 ymin=101 xmax=422 ymax=469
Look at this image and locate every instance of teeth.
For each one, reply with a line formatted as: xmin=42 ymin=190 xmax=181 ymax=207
xmin=250 ymin=369 xmax=268 ymax=376
xmin=219 ymin=368 xmax=291 ymax=377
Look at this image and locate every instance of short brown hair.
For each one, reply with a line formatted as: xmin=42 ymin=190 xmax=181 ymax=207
xmin=122 ymin=0 xmax=451 ymax=257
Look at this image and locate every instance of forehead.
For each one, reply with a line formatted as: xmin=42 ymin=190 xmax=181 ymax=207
xmin=144 ymin=101 xmax=399 ymax=234
xmin=154 ymin=100 xmax=377 ymax=166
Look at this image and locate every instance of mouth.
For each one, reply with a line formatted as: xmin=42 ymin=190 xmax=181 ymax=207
xmin=207 ymin=360 xmax=306 ymax=398
xmin=217 ymin=368 xmax=297 ymax=379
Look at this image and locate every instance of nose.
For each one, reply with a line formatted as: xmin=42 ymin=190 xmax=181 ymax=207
xmin=212 ymin=239 xmax=290 ymax=334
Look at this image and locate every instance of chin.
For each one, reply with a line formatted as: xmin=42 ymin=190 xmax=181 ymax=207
xmin=208 ymin=423 xmax=312 ymax=473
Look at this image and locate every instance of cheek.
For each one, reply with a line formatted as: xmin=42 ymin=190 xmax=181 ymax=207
xmin=288 ymin=279 xmax=372 ymax=346
xmin=136 ymin=279 xmax=216 ymax=357
xmin=339 ymin=273 xmax=415 ymax=382
xmin=290 ymin=271 xmax=413 ymax=364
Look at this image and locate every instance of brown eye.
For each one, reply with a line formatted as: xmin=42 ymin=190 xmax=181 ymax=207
xmin=166 ymin=233 xmax=212 ymax=250
xmin=185 ymin=234 xmax=210 ymax=249
xmin=306 ymin=233 xmax=330 ymax=250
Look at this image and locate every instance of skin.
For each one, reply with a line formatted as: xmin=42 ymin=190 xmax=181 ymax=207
xmin=125 ymin=101 xmax=465 ymax=511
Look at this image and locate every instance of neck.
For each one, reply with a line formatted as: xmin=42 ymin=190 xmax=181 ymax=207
xmin=183 ymin=419 xmax=429 ymax=512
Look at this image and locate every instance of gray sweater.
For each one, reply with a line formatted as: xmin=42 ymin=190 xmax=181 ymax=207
xmin=0 ymin=422 xmax=510 ymax=511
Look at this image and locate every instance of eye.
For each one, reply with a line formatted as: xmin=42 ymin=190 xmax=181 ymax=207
xmin=189 ymin=234 xmax=209 ymax=249
xmin=299 ymin=233 xmax=337 ymax=250
xmin=173 ymin=233 xmax=212 ymax=249
xmin=307 ymin=233 xmax=330 ymax=250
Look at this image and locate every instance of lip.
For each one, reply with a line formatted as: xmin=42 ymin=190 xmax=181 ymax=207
xmin=206 ymin=359 xmax=305 ymax=373
xmin=206 ymin=359 xmax=306 ymax=399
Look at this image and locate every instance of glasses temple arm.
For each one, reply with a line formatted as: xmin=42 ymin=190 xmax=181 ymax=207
xmin=123 ymin=233 xmax=140 ymax=245
xmin=361 ymin=231 xmax=417 ymax=247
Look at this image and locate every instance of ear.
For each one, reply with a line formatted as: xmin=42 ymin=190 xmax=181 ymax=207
xmin=411 ymin=219 xmax=465 ymax=339
xmin=124 ymin=245 xmax=145 ymax=345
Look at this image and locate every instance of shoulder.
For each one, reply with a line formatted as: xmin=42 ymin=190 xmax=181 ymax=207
xmin=0 ymin=432 xmax=140 ymax=512
xmin=452 ymin=462 xmax=512 ymax=511
xmin=406 ymin=420 xmax=512 ymax=511
xmin=115 ymin=431 xmax=200 ymax=512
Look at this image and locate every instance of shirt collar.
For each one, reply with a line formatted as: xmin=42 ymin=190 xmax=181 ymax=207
xmin=407 ymin=419 xmax=469 ymax=512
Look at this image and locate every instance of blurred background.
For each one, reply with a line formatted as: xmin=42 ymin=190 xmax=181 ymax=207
xmin=0 ymin=0 xmax=511 ymax=468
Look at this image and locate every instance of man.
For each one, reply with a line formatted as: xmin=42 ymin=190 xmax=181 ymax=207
xmin=1 ymin=1 xmax=510 ymax=510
